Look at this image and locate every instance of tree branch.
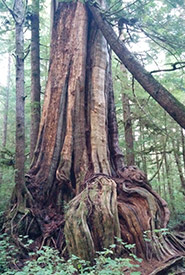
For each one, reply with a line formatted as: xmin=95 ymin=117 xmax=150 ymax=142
xmin=150 ymin=62 xmax=185 ymax=74
xmin=88 ymin=1 xmax=185 ymax=129
xmin=1 ymin=0 xmax=17 ymax=21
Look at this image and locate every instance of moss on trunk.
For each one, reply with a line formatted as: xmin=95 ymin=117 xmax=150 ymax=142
xmin=64 ymin=175 xmax=121 ymax=261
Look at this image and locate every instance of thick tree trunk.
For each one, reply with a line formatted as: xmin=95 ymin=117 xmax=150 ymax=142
xmin=88 ymin=3 xmax=185 ymax=129
xmin=30 ymin=0 xmax=41 ymax=162
xmin=3 ymin=2 xmax=185 ymax=273
xmin=28 ymin=1 xmax=123 ymax=202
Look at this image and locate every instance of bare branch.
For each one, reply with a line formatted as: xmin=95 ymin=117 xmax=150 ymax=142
xmin=1 ymin=0 xmax=16 ymax=21
xmin=150 ymin=62 xmax=185 ymax=74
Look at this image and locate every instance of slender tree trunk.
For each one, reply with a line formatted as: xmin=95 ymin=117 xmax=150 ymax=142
xmin=162 ymin=162 xmax=167 ymax=201
xmin=88 ymin=3 xmax=185 ymax=129
xmin=180 ymin=128 xmax=185 ymax=173
xmin=155 ymin=151 xmax=161 ymax=196
xmin=30 ymin=0 xmax=41 ymax=162
xmin=2 ymin=54 xmax=11 ymax=148
xmin=139 ymin=119 xmax=147 ymax=175
xmin=172 ymin=138 xmax=185 ymax=195
xmin=0 ymin=54 xmax=11 ymax=185
xmin=120 ymin=64 xmax=135 ymax=166
xmin=122 ymin=93 xmax=135 ymax=166
xmin=13 ymin=0 xmax=25 ymax=205
xmin=163 ymin=138 xmax=176 ymax=216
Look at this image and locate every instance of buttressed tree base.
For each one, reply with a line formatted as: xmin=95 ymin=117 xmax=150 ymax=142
xmin=3 ymin=1 xmax=185 ymax=274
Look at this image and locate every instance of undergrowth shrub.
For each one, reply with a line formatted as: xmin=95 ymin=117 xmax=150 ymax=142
xmin=1 ymin=236 xmax=142 ymax=275
xmin=0 ymin=233 xmax=19 ymax=273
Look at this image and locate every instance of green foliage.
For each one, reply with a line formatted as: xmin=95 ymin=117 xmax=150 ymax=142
xmin=0 ymin=237 xmax=142 ymax=275
xmin=143 ymin=228 xmax=170 ymax=243
xmin=0 ymin=233 xmax=19 ymax=273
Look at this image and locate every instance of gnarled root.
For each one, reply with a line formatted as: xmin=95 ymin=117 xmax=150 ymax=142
xmin=64 ymin=174 xmax=121 ymax=262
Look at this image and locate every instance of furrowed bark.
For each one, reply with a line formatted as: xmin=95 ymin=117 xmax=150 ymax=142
xmin=86 ymin=17 xmax=111 ymax=176
xmin=88 ymin=3 xmax=185 ymax=129
xmin=65 ymin=175 xmax=121 ymax=262
xmin=29 ymin=2 xmax=89 ymax=202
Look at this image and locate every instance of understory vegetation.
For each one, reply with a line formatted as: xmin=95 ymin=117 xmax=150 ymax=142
xmin=0 ymin=235 xmax=141 ymax=275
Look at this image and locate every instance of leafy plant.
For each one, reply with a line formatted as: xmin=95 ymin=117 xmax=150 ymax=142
xmin=143 ymin=228 xmax=170 ymax=242
xmin=0 ymin=237 xmax=142 ymax=275
xmin=0 ymin=233 xmax=19 ymax=273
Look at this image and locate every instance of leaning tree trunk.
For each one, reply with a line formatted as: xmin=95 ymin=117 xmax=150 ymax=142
xmin=88 ymin=3 xmax=185 ymax=129
xmin=3 ymin=1 xmax=185 ymax=273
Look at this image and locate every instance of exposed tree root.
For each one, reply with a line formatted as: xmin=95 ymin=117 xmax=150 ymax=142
xmin=64 ymin=175 xmax=121 ymax=262
xmin=1 ymin=168 xmax=185 ymax=274
xmin=149 ymin=256 xmax=185 ymax=275
xmin=64 ymin=169 xmax=185 ymax=270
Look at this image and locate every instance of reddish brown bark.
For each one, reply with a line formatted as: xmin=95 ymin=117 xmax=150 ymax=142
xmin=28 ymin=2 xmax=124 ymax=205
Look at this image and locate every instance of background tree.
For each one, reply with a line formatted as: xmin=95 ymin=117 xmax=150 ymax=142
xmin=0 ymin=54 xmax=11 ymax=185
xmin=30 ymin=0 xmax=41 ymax=162
xmin=12 ymin=0 xmax=26 ymax=206
xmin=1 ymin=0 xmax=27 ymax=205
xmin=0 ymin=0 xmax=50 ymax=216
xmin=120 ymin=65 xmax=135 ymax=166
